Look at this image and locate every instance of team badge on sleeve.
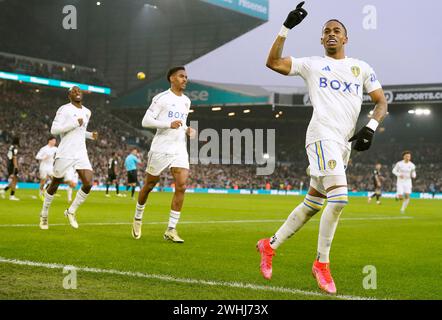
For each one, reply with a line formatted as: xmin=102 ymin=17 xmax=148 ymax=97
xmin=351 ymin=66 xmax=360 ymax=77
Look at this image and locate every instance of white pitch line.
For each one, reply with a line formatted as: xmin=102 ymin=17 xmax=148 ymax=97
xmin=0 ymin=256 xmax=378 ymax=300
xmin=0 ymin=216 xmax=413 ymax=228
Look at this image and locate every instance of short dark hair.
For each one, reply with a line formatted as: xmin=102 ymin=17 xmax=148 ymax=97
xmin=48 ymin=136 xmax=56 ymax=142
xmin=166 ymin=66 xmax=185 ymax=83
xmin=323 ymin=19 xmax=348 ymax=36
xmin=12 ymin=136 xmax=20 ymax=145
xmin=402 ymin=150 xmax=411 ymax=157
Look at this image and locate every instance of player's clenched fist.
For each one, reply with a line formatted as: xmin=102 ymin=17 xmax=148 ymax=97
xmin=283 ymin=1 xmax=308 ymax=29
xmin=349 ymin=126 xmax=374 ymax=151
xmin=170 ymin=120 xmax=183 ymax=129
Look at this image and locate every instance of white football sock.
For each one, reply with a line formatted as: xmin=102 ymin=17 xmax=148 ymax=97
xmin=134 ymin=202 xmax=146 ymax=220
xmin=41 ymin=191 xmax=54 ymax=218
xmin=317 ymin=187 xmax=348 ymax=263
xmin=270 ymin=194 xmax=325 ymax=250
xmin=68 ymin=189 xmax=89 ymax=214
xmin=401 ymin=198 xmax=410 ymax=211
xmin=67 ymin=186 xmax=73 ymax=202
xmin=168 ymin=210 xmax=181 ymax=229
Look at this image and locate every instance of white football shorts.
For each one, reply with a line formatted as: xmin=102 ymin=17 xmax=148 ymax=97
xmin=397 ymin=180 xmax=412 ymax=195
xmin=39 ymin=165 xmax=54 ymax=180
xmin=306 ymin=140 xmax=351 ymax=177
xmin=53 ymin=157 xmax=92 ymax=179
xmin=63 ymin=167 xmax=79 ymax=184
xmin=146 ymin=151 xmax=189 ymax=176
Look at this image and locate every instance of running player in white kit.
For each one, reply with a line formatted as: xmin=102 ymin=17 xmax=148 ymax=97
xmin=131 ymin=66 xmax=195 ymax=243
xmin=392 ymin=151 xmax=416 ymax=213
xmin=35 ymin=136 xmax=57 ymax=200
xmin=39 ymin=86 xmax=98 ymax=230
xmin=257 ymin=2 xmax=388 ymax=294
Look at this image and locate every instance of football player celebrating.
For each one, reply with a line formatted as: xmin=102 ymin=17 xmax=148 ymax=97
xmin=257 ymin=2 xmax=388 ymax=294
xmin=131 ymin=66 xmax=195 ymax=243
xmin=39 ymin=87 xmax=98 ymax=230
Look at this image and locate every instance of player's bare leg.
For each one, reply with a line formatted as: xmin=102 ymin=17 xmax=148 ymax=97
xmin=2 ymin=174 xmax=20 ymax=200
xmin=66 ymin=180 xmax=77 ymax=203
xmin=40 ymin=176 xmax=64 ymax=230
xmin=105 ymin=178 xmax=111 ymax=197
xmin=128 ymin=182 xmax=137 ymax=199
xmin=257 ymin=186 xmax=326 ymax=280
xmin=8 ymin=175 xmax=20 ymax=200
xmin=163 ymin=167 xmax=188 ymax=243
xmin=132 ymin=173 xmax=160 ymax=239
xmin=114 ymin=179 xmax=122 ymax=197
xmin=39 ymin=178 xmax=47 ymax=201
xmin=63 ymin=169 xmax=93 ymax=229
xmin=374 ymin=188 xmax=382 ymax=204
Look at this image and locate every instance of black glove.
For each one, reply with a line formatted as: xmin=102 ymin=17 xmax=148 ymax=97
xmin=349 ymin=126 xmax=375 ymax=151
xmin=283 ymin=1 xmax=308 ymax=29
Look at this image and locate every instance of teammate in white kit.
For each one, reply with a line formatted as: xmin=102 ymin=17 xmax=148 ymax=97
xmin=35 ymin=136 xmax=57 ymax=200
xmin=131 ymin=66 xmax=195 ymax=243
xmin=257 ymin=2 xmax=388 ymax=294
xmin=392 ymin=151 xmax=416 ymax=213
xmin=39 ymin=86 xmax=98 ymax=230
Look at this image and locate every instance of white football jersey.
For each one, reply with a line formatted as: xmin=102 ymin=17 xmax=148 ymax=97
xmin=393 ymin=160 xmax=416 ymax=182
xmin=36 ymin=145 xmax=57 ymax=169
xmin=289 ymin=56 xmax=382 ymax=148
xmin=143 ymin=89 xmax=191 ymax=155
xmin=51 ymin=103 xmax=92 ymax=160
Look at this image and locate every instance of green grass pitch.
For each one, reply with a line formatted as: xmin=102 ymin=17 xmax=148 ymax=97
xmin=0 ymin=190 xmax=441 ymax=300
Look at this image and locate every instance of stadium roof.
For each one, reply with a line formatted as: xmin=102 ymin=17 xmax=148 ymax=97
xmin=0 ymin=0 xmax=268 ymax=96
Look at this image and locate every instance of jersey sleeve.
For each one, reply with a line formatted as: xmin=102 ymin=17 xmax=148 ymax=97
xmin=411 ymin=164 xmax=417 ymax=178
xmin=51 ymin=106 xmax=79 ymax=135
xmin=363 ymin=64 xmax=382 ymax=94
xmin=288 ymin=57 xmax=311 ymax=78
xmin=35 ymin=147 xmax=45 ymax=160
xmin=392 ymin=162 xmax=400 ymax=176
xmin=141 ymin=95 xmax=170 ymax=129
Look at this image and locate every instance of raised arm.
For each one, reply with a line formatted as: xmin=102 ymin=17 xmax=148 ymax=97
xmin=266 ymin=37 xmax=293 ymax=75
xmin=266 ymin=1 xmax=308 ymax=75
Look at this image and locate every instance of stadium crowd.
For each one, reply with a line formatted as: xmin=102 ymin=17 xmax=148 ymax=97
xmin=0 ymin=53 xmax=107 ymax=87
xmin=0 ymin=85 xmax=149 ymax=186
xmin=1 ymin=85 xmax=441 ymax=194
